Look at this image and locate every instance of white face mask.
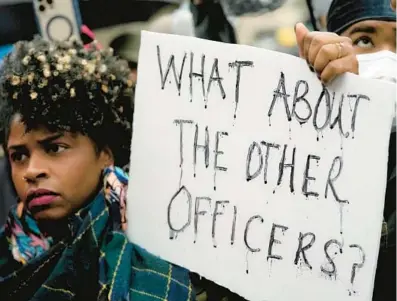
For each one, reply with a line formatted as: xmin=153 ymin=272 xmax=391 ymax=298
xmin=357 ymin=50 xmax=397 ymax=83
xmin=357 ymin=50 xmax=397 ymax=132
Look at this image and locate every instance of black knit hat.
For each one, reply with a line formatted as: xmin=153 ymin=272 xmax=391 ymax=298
xmin=327 ymin=0 xmax=396 ymax=34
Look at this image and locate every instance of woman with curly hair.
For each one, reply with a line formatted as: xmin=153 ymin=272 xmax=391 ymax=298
xmin=0 ymin=36 xmax=194 ymax=301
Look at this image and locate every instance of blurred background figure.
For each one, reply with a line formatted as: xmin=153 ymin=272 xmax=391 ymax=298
xmin=149 ymin=2 xmax=195 ymax=36
xmin=0 ymin=156 xmax=15 ymax=225
xmin=189 ymin=0 xmax=238 ymax=43
xmin=109 ymin=33 xmax=140 ymax=85
xmin=305 ymin=0 xmax=333 ymax=31
xmin=0 ymin=0 xmax=321 ymax=59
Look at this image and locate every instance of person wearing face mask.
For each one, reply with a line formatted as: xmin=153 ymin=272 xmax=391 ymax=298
xmin=326 ymin=5 xmax=396 ymax=301
xmin=327 ymin=2 xmax=396 ymax=301
xmin=295 ymin=1 xmax=395 ymax=301
xmin=327 ymin=0 xmax=396 ymax=83
xmin=327 ymin=0 xmax=395 ymax=54
xmin=295 ymin=0 xmax=396 ymax=82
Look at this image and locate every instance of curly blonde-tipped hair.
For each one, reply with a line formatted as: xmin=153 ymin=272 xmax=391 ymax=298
xmin=0 ymin=36 xmax=134 ymax=167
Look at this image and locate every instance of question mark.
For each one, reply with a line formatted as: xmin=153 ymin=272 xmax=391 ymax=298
xmin=349 ymin=244 xmax=366 ymax=285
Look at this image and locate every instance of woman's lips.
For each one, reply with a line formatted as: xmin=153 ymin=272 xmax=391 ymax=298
xmin=28 ymin=194 xmax=58 ymax=209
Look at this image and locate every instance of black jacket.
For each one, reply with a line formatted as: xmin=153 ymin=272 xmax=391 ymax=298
xmin=0 ymin=156 xmax=16 ymax=225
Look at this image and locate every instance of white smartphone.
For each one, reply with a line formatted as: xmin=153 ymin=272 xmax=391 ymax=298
xmin=32 ymin=0 xmax=82 ymax=42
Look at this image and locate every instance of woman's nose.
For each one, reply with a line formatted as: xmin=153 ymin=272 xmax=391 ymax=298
xmin=23 ymin=154 xmax=48 ymax=182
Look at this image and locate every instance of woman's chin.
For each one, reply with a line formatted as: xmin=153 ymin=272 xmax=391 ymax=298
xmin=30 ymin=205 xmax=70 ymax=221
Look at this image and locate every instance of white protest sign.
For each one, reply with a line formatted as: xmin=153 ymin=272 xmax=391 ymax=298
xmin=127 ymin=31 xmax=395 ymax=301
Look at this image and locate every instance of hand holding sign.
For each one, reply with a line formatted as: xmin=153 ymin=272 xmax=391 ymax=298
xmin=295 ymin=23 xmax=359 ymax=84
xmin=127 ymin=32 xmax=395 ymax=301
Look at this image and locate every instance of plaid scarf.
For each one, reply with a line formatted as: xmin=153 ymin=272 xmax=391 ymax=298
xmin=0 ymin=166 xmax=194 ymax=301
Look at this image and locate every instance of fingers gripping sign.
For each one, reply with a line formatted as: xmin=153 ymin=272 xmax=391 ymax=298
xmin=295 ymin=23 xmax=359 ymax=85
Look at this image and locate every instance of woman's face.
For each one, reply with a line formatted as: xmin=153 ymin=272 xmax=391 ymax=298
xmin=342 ymin=20 xmax=396 ymax=54
xmin=6 ymin=115 xmax=113 ymax=220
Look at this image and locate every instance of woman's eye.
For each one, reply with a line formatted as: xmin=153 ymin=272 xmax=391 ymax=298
xmin=10 ymin=152 xmax=27 ymax=163
xmin=45 ymin=144 xmax=67 ymax=154
xmin=353 ymin=36 xmax=374 ymax=49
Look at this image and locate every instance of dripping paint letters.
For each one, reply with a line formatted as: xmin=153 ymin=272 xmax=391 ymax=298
xmin=127 ymin=31 xmax=395 ymax=301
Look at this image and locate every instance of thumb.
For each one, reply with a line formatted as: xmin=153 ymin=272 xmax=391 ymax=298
xmin=295 ymin=22 xmax=310 ymax=57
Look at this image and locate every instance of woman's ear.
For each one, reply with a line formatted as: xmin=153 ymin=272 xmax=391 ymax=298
xmin=99 ymin=146 xmax=114 ymax=168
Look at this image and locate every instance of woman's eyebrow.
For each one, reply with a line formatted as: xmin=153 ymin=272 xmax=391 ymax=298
xmin=349 ymin=26 xmax=377 ymax=35
xmin=7 ymin=133 xmax=63 ymax=151
xmin=37 ymin=133 xmax=64 ymax=145
xmin=7 ymin=144 xmax=26 ymax=152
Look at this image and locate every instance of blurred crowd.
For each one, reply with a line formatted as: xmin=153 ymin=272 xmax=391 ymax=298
xmin=0 ymin=0 xmax=332 ymax=58
xmin=0 ymin=0 xmax=395 ymax=301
